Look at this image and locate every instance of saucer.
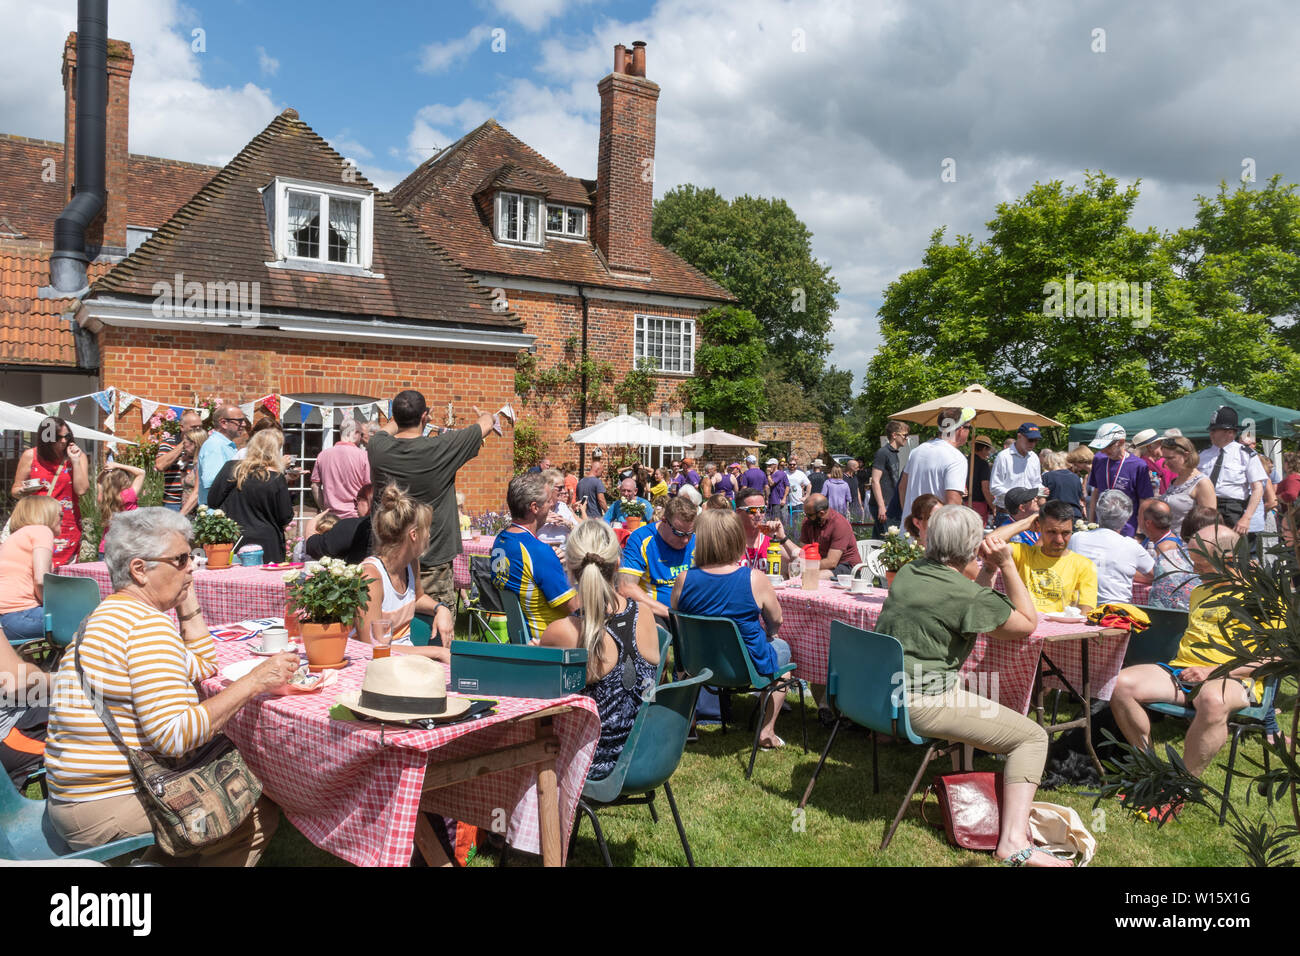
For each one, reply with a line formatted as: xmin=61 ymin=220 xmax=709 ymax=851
xmin=307 ymin=657 xmax=351 ymax=673
xmin=1044 ymin=613 xmax=1087 ymax=624
xmin=248 ymin=640 xmax=297 ymax=656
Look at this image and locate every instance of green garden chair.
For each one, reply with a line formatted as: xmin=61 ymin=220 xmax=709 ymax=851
xmin=0 ymin=773 xmax=154 ymax=863
xmin=1122 ymin=605 xmax=1189 ymax=667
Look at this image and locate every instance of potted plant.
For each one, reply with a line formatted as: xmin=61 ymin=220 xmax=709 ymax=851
xmin=283 ymin=557 xmax=370 ymax=670
xmin=191 ymin=505 xmax=241 ymax=569
xmin=621 ymin=499 xmax=646 ymax=530
xmin=877 ymin=526 xmax=924 ymax=587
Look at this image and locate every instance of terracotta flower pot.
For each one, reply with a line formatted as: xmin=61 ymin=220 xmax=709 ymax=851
xmin=301 ymin=622 xmax=350 ymax=670
xmin=885 ymin=570 xmax=896 ymax=589
xmin=284 ymin=602 xmax=302 ymax=639
xmin=204 ymin=543 xmax=234 ymax=570
xmin=625 ymin=516 xmax=641 ymax=530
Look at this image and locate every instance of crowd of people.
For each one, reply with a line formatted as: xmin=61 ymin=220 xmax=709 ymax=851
xmin=0 ymin=394 xmax=1285 ymax=866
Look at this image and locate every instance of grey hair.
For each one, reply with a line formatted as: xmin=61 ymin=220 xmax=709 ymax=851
xmin=1096 ymin=490 xmax=1131 ymax=531
xmin=104 ymin=507 xmax=193 ymax=589
xmin=507 ymin=472 xmax=551 ymax=519
xmin=339 ymin=419 xmax=361 ymax=442
xmin=925 ymin=505 xmax=984 ymax=566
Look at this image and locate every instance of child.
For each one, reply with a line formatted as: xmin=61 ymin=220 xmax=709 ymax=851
xmin=96 ymin=460 xmax=145 ymax=554
xmin=456 ymin=492 xmax=472 ymax=533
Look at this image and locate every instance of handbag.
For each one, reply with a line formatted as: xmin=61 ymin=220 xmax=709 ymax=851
xmin=921 ymin=771 xmax=1003 ymax=851
xmin=74 ymin=625 xmax=262 ymax=857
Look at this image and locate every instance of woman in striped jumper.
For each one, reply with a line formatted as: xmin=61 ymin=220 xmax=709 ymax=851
xmin=45 ymin=508 xmax=299 ymax=864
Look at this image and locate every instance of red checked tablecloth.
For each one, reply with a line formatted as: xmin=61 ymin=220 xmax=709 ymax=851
xmin=775 ymin=583 xmax=1130 ymax=715
xmin=452 ymin=535 xmax=496 ymax=590
xmin=200 ymin=638 xmax=599 ymax=867
xmin=58 ymin=561 xmax=289 ymax=621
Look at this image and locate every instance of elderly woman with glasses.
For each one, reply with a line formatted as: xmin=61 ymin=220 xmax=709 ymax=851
xmin=44 ymin=508 xmax=299 ymax=864
xmin=11 ymin=416 xmax=90 ymax=567
xmin=875 ymin=505 xmax=1069 ymax=867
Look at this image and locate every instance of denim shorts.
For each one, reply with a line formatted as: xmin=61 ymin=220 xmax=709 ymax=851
xmin=1156 ymin=662 xmax=1258 ymax=705
xmin=769 ymin=637 xmax=791 ymax=672
xmin=0 ymin=606 xmax=45 ymax=643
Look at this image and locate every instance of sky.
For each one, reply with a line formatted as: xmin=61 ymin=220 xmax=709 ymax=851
xmin=4 ymin=0 xmax=1300 ymax=392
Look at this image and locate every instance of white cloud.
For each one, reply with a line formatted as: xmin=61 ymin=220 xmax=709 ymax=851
xmin=256 ymin=45 xmax=279 ymax=76
xmin=419 ymin=25 xmax=493 ymax=73
xmin=0 ymin=0 xmax=278 ymax=167
xmin=484 ymin=0 xmax=598 ymax=33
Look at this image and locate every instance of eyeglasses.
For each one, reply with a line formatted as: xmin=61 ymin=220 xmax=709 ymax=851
xmin=144 ymin=551 xmax=194 ymax=570
xmin=222 ymin=417 xmax=249 ymax=426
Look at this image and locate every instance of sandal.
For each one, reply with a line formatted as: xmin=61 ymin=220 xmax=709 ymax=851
xmin=1000 ymin=846 xmax=1072 ymax=867
xmin=760 ymin=735 xmax=786 ymax=750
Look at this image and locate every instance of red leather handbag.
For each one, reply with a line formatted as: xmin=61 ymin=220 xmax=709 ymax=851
xmin=921 ymin=772 xmax=1003 ymax=851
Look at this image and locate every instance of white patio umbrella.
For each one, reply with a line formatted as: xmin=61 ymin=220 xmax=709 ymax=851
xmin=680 ymin=427 xmax=765 ymax=448
xmin=569 ymin=414 xmax=683 ymax=447
xmin=0 ymin=400 xmax=134 ymax=445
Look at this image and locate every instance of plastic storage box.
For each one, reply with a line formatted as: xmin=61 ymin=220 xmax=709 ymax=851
xmin=450 ymin=640 xmax=589 ymax=698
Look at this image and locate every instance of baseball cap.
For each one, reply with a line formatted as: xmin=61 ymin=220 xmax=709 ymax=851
xmin=766 ymin=458 xmax=778 ymax=465
xmin=745 ymin=454 xmax=757 ymax=464
xmin=728 ymin=461 xmax=742 ymax=470
xmin=1005 ymin=486 xmax=1042 ymax=513
xmin=1088 ymin=422 xmax=1126 ymax=449
xmin=1017 ymin=422 xmax=1042 ymax=440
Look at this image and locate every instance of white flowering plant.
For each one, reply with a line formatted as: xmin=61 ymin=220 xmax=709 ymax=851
xmin=878 ymin=526 xmax=924 ymax=572
xmin=1074 ymin=519 xmax=1100 ymax=532
xmin=283 ymin=557 xmax=370 ymax=625
xmin=191 ymin=505 xmax=241 ymax=545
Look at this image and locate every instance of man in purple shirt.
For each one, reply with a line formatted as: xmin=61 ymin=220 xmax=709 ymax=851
xmin=1085 ymin=422 xmax=1154 ymax=537
xmin=765 ymin=457 xmax=789 ymax=520
xmin=741 ymin=454 xmax=767 ymax=494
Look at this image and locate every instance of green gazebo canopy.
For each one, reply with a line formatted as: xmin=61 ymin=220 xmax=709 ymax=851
xmin=1067 ymin=386 xmax=1300 ymax=443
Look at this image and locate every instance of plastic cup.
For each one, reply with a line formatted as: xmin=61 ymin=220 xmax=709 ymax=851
xmin=371 ymin=620 xmax=393 ymax=659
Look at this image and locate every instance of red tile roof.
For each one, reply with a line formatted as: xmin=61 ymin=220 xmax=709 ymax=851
xmin=391 ymin=120 xmax=731 ymax=302
xmin=1 ymin=249 xmax=113 ymax=366
xmin=91 ymin=110 xmax=519 ymax=330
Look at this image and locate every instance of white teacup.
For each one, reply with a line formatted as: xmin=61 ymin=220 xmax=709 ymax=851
xmin=850 ymin=576 xmax=873 ymax=593
xmin=836 ymin=573 xmax=852 ymax=588
xmin=767 ymin=573 xmax=783 ymax=587
xmin=260 ymin=626 xmax=290 ymax=652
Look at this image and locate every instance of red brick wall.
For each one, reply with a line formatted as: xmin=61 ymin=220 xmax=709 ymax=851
xmin=63 ymin=35 xmax=134 ymax=249
xmin=755 ymin=422 xmax=826 ymax=465
xmin=504 ymin=287 xmax=698 ymax=461
xmin=96 ymin=326 xmax=516 ymax=512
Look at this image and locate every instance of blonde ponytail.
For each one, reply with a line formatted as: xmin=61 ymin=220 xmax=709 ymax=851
xmin=564 ymin=519 xmax=623 ymax=680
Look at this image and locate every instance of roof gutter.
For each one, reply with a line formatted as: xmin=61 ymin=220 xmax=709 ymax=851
xmin=51 ymin=0 xmax=108 ymax=295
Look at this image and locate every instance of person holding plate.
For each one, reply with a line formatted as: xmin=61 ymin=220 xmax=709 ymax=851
xmin=10 ymin=416 xmax=89 ymax=567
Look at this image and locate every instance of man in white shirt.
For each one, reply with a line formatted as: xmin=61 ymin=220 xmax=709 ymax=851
xmin=1199 ymin=405 xmax=1266 ymax=536
xmin=785 ymin=455 xmax=812 ymax=518
xmin=1069 ymin=490 xmax=1154 ymax=603
xmin=989 ymin=422 xmax=1043 ymax=525
xmin=898 ymin=406 xmax=972 ymax=517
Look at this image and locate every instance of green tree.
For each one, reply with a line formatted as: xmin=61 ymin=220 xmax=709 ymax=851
xmin=653 ymin=185 xmax=840 ymax=391
xmin=678 ymin=306 xmax=769 ymax=432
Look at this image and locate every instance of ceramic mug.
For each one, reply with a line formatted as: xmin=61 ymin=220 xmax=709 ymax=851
xmin=836 ymin=573 xmax=852 ymax=588
xmin=850 ymin=577 xmax=873 ymax=593
xmin=261 ymin=626 xmax=290 ymax=652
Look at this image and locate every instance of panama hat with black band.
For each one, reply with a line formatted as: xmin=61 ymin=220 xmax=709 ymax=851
xmin=337 ymin=656 xmax=473 ymax=722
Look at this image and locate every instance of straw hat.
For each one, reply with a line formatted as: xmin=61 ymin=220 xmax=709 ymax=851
xmin=337 ymin=656 xmax=473 ymax=722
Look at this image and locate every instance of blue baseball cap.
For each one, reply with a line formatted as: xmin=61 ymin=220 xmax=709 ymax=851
xmin=1017 ymin=422 xmax=1042 ymax=439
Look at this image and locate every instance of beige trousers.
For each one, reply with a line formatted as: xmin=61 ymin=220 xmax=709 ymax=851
xmin=906 ymin=690 xmax=1048 ymax=786
xmin=48 ymin=791 xmax=279 ymax=866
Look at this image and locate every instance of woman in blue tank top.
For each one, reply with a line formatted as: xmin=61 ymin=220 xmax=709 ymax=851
xmin=670 ymin=509 xmax=791 ymax=749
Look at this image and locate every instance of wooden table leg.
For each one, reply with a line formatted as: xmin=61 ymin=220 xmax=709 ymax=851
xmin=1081 ymin=640 xmax=1102 ymax=776
xmin=536 ymin=758 xmax=562 ymax=867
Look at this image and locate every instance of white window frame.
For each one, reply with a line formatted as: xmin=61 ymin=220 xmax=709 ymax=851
xmin=495 ymin=191 xmax=541 ymax=245
xmin=634 ymin=313 xmax=695 ymax=375
xmin=281 ymin=393 xmax=377 ymax=540
xmin=269 ymin=177 xmax=374 ymax=270
xmin=544 ymin=203 xmax=587 ymax=238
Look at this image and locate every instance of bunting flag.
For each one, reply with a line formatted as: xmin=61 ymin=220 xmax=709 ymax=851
xmin=42 ymin=402 xmax=58 ymax=417
xmin=104 ymin=411 xmax=116 ymax=434
xmin=299 ymin=401 xmax=310 ymax=425
xmin=200 ymin=406 xmax=212 ymax=421
xmin=280 ymin=398 xmax=295 ymax=421
xmin=141 ymin=399 xmax=159 ymax=425
xmin=320 ymin=405 xmax=334 ymax=428
xmin=239 ymin=401 xmax=256 ymax=421
xmin=169 ymin=405 xmax=185 ymax=420
xmin=118 ymin=390 xmax=135 ymax=413
xmin=263 ymin=394 xmax=280 ymax=419
xmin=91 ymin=389 xmax=114 ymax=414
xmin=66 ymin=401 xmax=78 ymax=416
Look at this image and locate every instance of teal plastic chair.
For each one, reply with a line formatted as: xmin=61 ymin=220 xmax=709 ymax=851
xmin=498 ymin=587 xmax=530 ymax=645
xmin=1147 ymin=675 xmax=1283 ymax=825
xmin=671 ymin=612 xmax=807 ymax=779
xmin=42 ymin=574 xmax=102 ymax=663
xmin=797 ymin=621 xmax=965 ymax=850
xmin=0 ymin=773 xmax=154 ymax=863
xmin=410 ymin=612 xmax=434 ymax=647
xmin=1122 ymin=605 xmax=1188 ymax=667
xmin=569 ymin=670 xmax=712 ymax=867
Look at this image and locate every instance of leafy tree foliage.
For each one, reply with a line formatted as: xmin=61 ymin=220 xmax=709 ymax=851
xmin=678 ymin=306 xmax=769 ymax=432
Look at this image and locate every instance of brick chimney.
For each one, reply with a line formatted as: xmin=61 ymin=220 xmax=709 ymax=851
xmin=62 ymin=33 xmax=133 ymax=251
xmin=594 ymin=40 xmax=659 ymax=277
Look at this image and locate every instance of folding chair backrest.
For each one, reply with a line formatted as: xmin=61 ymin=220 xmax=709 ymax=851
xmin=499 ymin=587 xmax=530 ymax=645
xmin=584 ymin=670 xmax=713 ymax=803
xmin=655 ymin=625 xmax=673 ymax=682
xmin=827 ymin=620 xmax=927 ymax=745
xmin=469 ymin=556 xmax=505 ymax=614
xmin=43 ymin=574 xmax=102 ymax=649
xmin=1123 ymin=605 xmax=1188 ymax=667
xmin=671 ymin=612 xmax=765 ymax=690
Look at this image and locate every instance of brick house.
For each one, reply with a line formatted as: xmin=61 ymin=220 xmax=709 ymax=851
xmin=0 ymin=35 xmax=727 ymax=511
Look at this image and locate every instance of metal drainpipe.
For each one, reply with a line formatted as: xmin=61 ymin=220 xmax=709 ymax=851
xmin=577 ymin=284 xmax=590 ymax=474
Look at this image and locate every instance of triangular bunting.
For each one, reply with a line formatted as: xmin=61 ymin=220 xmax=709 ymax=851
xmin=91 ymin=390 xmax=113 ymax=414
xmin=263 ymin=394 xmax=280 ymax=419
xmin=320 ymin=405 xmax=334 ymax=427
xmin=299 ymin=402 xmax=310 ymax=425
xmin=42 ymin=402 xmax=59 ymax=417
xmin=280 ymin=398 xmax=295 ymax=421
xmin=239 ymin=401 xmax=256 ymax=422
xmin=169 ymin=405 xmax=185 ymax=420
xmin=104 ymin=411 xmax=115 ymax=433
xmin=141 ymin=399 xmax=159 ymax=425
xmin=118 ymin=391 xmax=134 ymax=414
xmin=66 ymin=401 xmax=78 ymax=416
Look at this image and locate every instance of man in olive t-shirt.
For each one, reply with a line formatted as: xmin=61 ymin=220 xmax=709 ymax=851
xmin=367 ymin=390 xmax=499 ymax=605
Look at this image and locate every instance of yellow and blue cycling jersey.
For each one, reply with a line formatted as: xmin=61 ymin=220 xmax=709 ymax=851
xmin=620 ymin=522 xmax=695 ymax=605
xmin=492 ymin=528 xmax=575 ymax=642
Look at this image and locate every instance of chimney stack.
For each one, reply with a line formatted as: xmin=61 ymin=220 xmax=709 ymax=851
xmin=594 ymin=41 xmax=659 ymax=277
xmin=62 ymin=31 xmax=133 ymax=252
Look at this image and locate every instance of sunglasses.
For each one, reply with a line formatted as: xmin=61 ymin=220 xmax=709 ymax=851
xmin=667 ymin=523 xmax=692 ymax=538
xmin=738 ymin=506 xmax=765 ymax=515
xmin=145 ymin=551 xmax=194 ymax=570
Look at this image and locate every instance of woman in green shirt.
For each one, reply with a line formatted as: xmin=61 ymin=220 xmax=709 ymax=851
xmin=876 ymin=505 xmax=1069 ymax=867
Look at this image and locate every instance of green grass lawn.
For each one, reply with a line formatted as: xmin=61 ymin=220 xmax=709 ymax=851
xmin=259 ymin=675 xmax=1297 ymax=868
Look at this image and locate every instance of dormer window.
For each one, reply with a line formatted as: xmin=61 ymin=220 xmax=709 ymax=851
xmin=266 ymin=177 xmax=374 ymax=270
xmin=496 ymin=191 xmax=540 ymax=245
xmin=546 ymin=204 xmax=586 ymax=238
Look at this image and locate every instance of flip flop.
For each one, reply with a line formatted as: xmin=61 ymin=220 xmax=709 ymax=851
xmin=1000 ymin=846 xmax=1072 ymax=867
xmin=760 ymin=735 xmax=786 ymax=750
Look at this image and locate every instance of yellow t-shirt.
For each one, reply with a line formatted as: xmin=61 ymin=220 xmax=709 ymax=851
xmin=1171 ymin=585 xmax=1266 ymax=700
xmin=648 ymin=480 xmax=668 ymax=500
xmin=1009 ymin=542 xmax=1099 ymax=613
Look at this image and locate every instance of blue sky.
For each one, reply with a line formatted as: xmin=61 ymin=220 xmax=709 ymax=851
xmin=6 ymin=0 xmax=1300 ymax=392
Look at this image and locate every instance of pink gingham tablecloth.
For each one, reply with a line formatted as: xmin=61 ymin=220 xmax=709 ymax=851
xmin=774 ymin=583 xmax=1129 ymax=715
xmin=200 ymin=639 xmax=599 ymax=867
xmin=452 ymin=535 xmax=495 ymax=590
xmin=58 ymin=561 xmax=288 ymax=621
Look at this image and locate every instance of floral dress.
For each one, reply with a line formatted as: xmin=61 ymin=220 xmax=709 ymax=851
xmin=28 ymin=453 xmax=80 ymax=566
xmin=1149 ymin=538 xmax=1199 ymax=611
xmin=581 ymin=600 xmax=656 ymax=780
